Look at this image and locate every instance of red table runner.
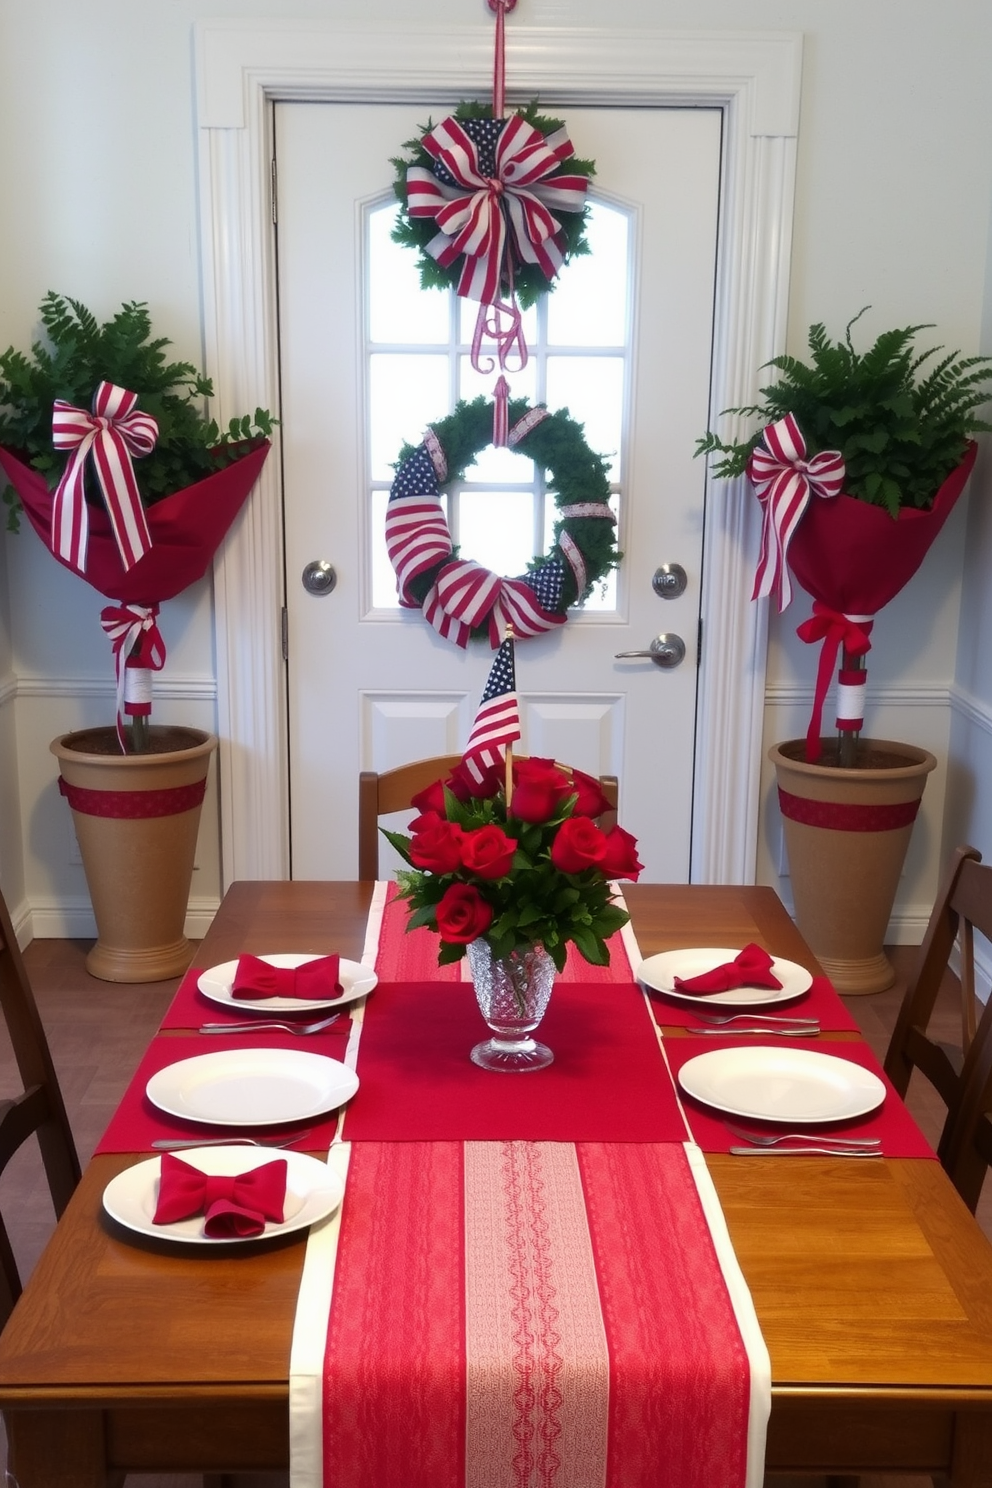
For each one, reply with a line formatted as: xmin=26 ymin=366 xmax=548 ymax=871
xmin=342 ymin=979 xmax=685 ymax=1142
xmin=317 ymin=1139 xmax=759 ymax=1488
xmin=94 ymin=1033 xmax=347 ymax=1153
xmin=662 ymin=1036 xmax=937 ymax=1157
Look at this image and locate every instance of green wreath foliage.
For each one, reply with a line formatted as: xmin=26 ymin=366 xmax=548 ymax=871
xmin=390 ymin=100 xmax=596 ymax=310
xmin=395 ymin=395 xmax=619 ymax=628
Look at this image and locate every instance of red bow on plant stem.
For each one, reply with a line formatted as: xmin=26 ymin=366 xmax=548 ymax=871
xmin=51 ymin=382 xmax=158 ymax=574
xmin=796 ymin=602 xmax=874 ymax=761
xmin=747 ymin=414 xmax=846 ymax=611
xmin=100 ymin=603 xmax=167 ymax=752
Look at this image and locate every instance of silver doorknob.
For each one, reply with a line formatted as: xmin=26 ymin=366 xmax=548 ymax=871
xmin=652 ymin=564 xmax=688 ymax=599
xmin=302 ymin=560 xmax=337 ymax=596
xmin=615 ymin=634 xmax=686 ymax=668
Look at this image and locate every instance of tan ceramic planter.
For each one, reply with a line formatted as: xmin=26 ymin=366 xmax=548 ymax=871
xmin=769 ymin=738 xmax=936 ymax=995
xmin=51 ymin=726 xmax=217 ymax=983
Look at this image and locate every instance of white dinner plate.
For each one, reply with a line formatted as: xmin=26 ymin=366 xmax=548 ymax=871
xmin=677 ymin=1046 xmax=886 ymax=1124
xmin=198 ymin=954 xmax=377 ymax=1012
xmin=102 ymin=1146 xmax=344 ymax=1245
xmin=636 ymin=948 xmax=813 ymax=1008
xmin=145 ymin=1048 xmax=359 ymax=1126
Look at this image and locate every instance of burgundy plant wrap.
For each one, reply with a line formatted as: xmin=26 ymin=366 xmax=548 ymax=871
xmin=0 ymin=439 xmax=269 ymax=605
xmin=782 ymin=441 xmax=977 ymax=759
xmin=58 ymin=777 xmax=207 ymax=820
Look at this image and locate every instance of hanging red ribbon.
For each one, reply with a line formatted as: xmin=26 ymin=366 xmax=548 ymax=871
xmin=747 ymin=413 xmax=846 ymax=611
xmin=100 ymin=603 xmax=167 ymax=751
xmin=795 ymin=601 xmax=874 ymax=761
xmin=51 ymin=381 xmax=158 ymax=574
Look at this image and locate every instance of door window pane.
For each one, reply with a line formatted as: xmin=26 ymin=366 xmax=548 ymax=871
xmin=366 ymin=195 xmax=631 ymax=611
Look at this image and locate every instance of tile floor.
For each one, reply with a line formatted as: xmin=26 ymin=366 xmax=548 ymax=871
xmin=0 ymin=938 xmax=988 ymax=1487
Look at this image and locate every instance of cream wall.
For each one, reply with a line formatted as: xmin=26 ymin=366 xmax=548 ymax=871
xmin=2 ymin=0 xmax=992 ymax=939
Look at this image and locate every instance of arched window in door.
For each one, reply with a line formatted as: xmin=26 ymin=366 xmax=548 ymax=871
xmin=366 ymin=198 xmax=631 ymax=614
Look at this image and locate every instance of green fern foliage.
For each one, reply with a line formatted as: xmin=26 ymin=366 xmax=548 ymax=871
xmin=0 ymin=294 xmax=275 ymax=529
xmin=696 ymin=310 xmax=992 ymax=516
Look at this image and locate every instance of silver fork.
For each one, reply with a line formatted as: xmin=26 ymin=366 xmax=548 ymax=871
xmin=724 ymin=1122 xmax=880 ymax=1148
xmin=693 ymin=1011 xmax=819 ymax=1027
xmin=687 ymin=1024 xmax=819 ymax=1037
xmin=198 ymin=1014 xmax=342 ymax=1035
xmin=151 ymin=1133 xmax=314 ymax=1150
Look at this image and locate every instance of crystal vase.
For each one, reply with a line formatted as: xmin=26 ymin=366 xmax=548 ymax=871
xmin=466 ymin=939 xmax=556 ymax=1072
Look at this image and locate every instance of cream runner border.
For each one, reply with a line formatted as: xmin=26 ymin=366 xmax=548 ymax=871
xmin=288 ymin=882 xmax=770 ymax=1488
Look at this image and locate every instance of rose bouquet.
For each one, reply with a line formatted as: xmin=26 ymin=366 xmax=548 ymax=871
xmin=383 ymin=755 xmax=642 ymax=972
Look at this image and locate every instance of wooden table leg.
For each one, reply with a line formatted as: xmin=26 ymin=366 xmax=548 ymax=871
xmin=6 ymin=1410 xmax=109 ymax=1488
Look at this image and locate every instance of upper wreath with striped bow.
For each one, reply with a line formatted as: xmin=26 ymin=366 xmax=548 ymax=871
xmin=386 ymin=395 xmax=620 ymax=650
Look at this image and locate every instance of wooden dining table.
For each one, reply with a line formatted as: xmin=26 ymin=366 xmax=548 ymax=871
xmin=2 ymin=879 xmax=992 ymax=1486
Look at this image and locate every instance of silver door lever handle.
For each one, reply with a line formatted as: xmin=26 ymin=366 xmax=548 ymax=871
xmin=615 ymin=634 xmax=686 ymax=668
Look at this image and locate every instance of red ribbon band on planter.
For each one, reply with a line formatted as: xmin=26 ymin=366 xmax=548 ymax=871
xmin=51 ymin=382 xmax=158 ymax=575
xmin=58 ymin=778 xmax=207 ymax=819
xmin=778 ymin=787 xmax=922 ymax=833
xmin=747 ymin=414 xmax=846 ymax=611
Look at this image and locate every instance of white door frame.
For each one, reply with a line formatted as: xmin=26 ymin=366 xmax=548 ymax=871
xmin=194 ymin=21 xmax=801 ymax=886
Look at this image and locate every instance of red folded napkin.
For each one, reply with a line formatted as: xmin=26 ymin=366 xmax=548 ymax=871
xmin=672 ymin=943 xmax=782 ymax=995
xmin=232 ymin=953 xmax=343 ymax=1001
xmin=153 ymin=1153 xmax=288 ymax=1237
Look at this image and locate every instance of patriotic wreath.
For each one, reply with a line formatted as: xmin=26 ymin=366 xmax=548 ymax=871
xmin=386 ymin=395 xmax=619 ymax=650
xmin=390 ymin=101 xmax=595 ymax=310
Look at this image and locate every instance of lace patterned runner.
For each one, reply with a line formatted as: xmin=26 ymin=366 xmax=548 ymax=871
xmin=294 ymin=1139 xmax=766 ymax=1488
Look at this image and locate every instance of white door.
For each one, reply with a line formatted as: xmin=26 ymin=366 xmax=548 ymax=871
xmin=276 ymin=102 xmax=721 ymax=881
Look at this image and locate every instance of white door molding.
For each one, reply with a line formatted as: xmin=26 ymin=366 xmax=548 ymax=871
xmin=194 ymin=21 xmax=800 ymax=885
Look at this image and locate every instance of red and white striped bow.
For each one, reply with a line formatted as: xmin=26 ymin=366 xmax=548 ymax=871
xmin=51 ymin=382 xmax=158 ymax=574
xmin=422 ymin=559 xmax=566 ymax=649
xmin=747 ymin=414 xmax=845 ymax=611
xmin=100 ymin=603 xmax=166 ymax=751
xmin=406 ymin=115 xmax=588 ymax=305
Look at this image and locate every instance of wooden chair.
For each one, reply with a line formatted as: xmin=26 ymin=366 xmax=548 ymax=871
xmin=0 ymin=886 xmax=81 ymax=1326
xmin=358 ymin=755 xmax=619 ymax=881
xmin=884 ymin=844 xmax=992 ymax=1211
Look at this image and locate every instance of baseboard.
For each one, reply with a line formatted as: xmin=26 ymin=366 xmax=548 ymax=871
xmin=20 ymin=896 xmax=220 ymax=944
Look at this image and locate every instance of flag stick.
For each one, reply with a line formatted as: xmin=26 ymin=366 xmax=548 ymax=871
xmin=504 ymin=621 xmax=515 ymax=803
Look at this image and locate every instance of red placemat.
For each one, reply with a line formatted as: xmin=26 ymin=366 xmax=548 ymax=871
xmin=159 ymin=967 xmax=354 ymax=1036
xmin=342 ymin=979 xmax=686 ymax=1142
xmin=644 ymin=974 xmax=860 ymax=1031
xmin=662 ymin=1035 xmax=935 ymax=1157
xmin=94 ymin=1033 xmax=353 ymax=1153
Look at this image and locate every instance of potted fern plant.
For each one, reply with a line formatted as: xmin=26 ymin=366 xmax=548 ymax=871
xmin=697 ymin=311 xmax=992 ymax=993
xmin=0 ymin=294 xmax=274 ymax=982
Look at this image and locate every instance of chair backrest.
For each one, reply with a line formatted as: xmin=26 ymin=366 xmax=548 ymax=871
xmin=0 ymin=886 xmax=81 ymax=1324
xmin=358 ymin=755 xmax=619 ymax=881
xmin=883 ymin=845 xmax=992 ymax=1211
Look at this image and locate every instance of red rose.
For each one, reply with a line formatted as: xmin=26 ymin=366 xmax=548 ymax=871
xmin=550 ymin=815 xmax=609 ymax=873
xmin=408 ymin=808 xmax=442 ymax=835
xmin=570 ymin=769 xmax=613 ymax=818
xmin=511 ymin=757 xmax=572 ymax=823
xmin=459 ymin=824 xmax=517 ymax=879
xmin=434 ymin=883 xmax=493 ymax=943
xmin=601 ymin=825 xmax=644 ymax=881
xmin=409 ymin=779 xmax=447 ymax=815
xmin=409 ymin=816 xmax=465 ymax=874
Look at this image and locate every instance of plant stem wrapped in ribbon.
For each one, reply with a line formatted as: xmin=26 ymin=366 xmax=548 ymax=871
xmin=697 ymin=311 xmax=992 ymax=762
xmin=0 ymin=294 xmax=274 ymax=751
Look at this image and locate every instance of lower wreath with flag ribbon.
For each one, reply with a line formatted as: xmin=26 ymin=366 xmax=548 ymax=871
xmin=386 ymin=395 xmax=620 ymax=649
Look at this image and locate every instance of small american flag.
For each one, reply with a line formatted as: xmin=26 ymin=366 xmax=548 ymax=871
xmin=461 ymin=637 xmax=521 ymax=787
